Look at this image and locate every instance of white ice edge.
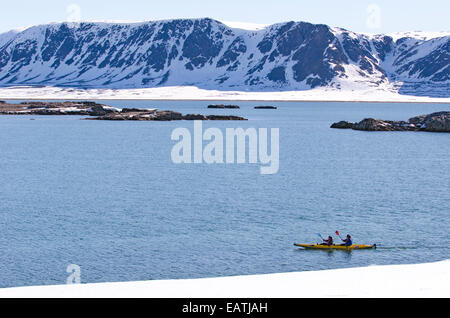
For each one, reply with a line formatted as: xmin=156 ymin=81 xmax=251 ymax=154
xmin=0 ymin=260 xmax=449 ymax=298
xmin=0 ymin=86 xmax=449 ymax=103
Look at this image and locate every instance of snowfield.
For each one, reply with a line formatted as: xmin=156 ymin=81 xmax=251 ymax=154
xmin=0 ymin=85 xmax=449 ymax=103
xmin=0 ymin=260 xmax=448 ymax=298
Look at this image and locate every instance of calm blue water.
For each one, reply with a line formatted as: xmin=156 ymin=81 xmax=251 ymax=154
xmin=0 ymin=100 xmax=449 ymax=288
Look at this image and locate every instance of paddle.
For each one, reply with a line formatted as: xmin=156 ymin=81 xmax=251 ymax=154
xmin=335 ymin=230 xmax=344 ymax=241
xmin=316 ymin=233 xmax=324 ymax=244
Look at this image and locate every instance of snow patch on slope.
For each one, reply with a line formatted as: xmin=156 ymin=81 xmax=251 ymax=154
xmin=220 ymin=21 xmax=269 ymax=31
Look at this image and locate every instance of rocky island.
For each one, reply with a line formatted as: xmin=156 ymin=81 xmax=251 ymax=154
xmin=0 ymin=101 xmax=247 ymax=121
xmin=254 ymin=106 xmax=277 ymax=109
xmin=207 ymin=104 xmax=240 ymax=109
xmin=331 ymin=112 xmax=450 ymax=132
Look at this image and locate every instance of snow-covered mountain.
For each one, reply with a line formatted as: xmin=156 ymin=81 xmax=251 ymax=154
xmin=0 ymin=18 xmax=448 ymax=97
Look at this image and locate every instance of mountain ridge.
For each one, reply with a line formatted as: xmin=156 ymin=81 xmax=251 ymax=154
xmin=0 ymin=18 xmax=448 ymax=97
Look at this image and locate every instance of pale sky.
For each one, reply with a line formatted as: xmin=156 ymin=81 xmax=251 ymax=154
xmin=0 ymin=0 xmax=449 ymax=34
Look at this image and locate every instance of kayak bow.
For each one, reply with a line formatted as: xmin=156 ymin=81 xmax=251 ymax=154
xmin=294 ymin=243 xmax=376 ymax=250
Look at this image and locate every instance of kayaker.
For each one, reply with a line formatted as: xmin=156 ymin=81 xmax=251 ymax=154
xmin=340 ymin=234 xmax=352 ymax=246
xmin=321 ymin=236 xmax=334 ymax=246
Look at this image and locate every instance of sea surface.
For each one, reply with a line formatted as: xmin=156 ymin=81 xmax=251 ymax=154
xmin=0 ymin=100 xmax=449 ymax=288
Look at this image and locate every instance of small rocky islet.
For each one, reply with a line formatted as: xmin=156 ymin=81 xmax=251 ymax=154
xmin=0 ymin=101 xmax=247 ymax=121
xmin=207 ymin=104 xmax=278 ymax=109
xmin=207 ymin=104 xmax=240 ymax=109
xmin=254 ymin=106 xmax=278 ymax=109
xmin=331 ymin=111 xmax=450 ymax=133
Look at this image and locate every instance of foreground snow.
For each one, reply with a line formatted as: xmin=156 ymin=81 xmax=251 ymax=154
xmin=0 ymin=260 xmax=448 ymax=298
xmin=0 ymin=86 xmax=449 ymax=103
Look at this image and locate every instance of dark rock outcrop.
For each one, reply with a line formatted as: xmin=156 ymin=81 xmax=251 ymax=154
xmin=408 ymin=111 xmax=450 ymax=132
xmin=89 ymin=105 xmax=118 ymax=116
xmin=121 ymin=108 xmax=155 ymax=113
xmin=254 ymin=106 xmax=277 ymax=109
xmin=183 ymin=114 xmax=206 ymax=120
xmin=207 ymin=104 xmax=240 ymax=109
xmin=330 ymin=121 xmax=354 ymax=129
xmin=0 ymin=101 xmax=248 ymax=121
xmin=331 ymin=111 xmax=450 ymax=132
xmin=88 ymin=110 xmax=247 ymax=121
xmin=0 ymin=101 xmax=119 ymax=116
xmin=205 ymin=115 xmax=247 ymax=121
xmin=153 ymin=111 xmax=184 ymax=121
xmin=352 ymin=118 xmax=398 ymax=131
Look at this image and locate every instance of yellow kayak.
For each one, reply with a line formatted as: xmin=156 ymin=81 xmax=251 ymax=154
xmin=294 ymin=243 xmax=376 ymax=250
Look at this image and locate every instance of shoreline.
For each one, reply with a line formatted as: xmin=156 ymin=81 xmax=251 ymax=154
xmin=0 ymin=260 xmax=448 ymax=298
xmin=0 ymin=86 xmax=449 ymax=104
xmin=1 ymin=97 xmax=450 ymax=104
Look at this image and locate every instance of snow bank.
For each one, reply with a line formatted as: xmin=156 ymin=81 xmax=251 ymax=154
xmin=0 ymin=260 xmax=448 ymax=298
xmin=0 ymin=86 xmax=449 ymax=103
